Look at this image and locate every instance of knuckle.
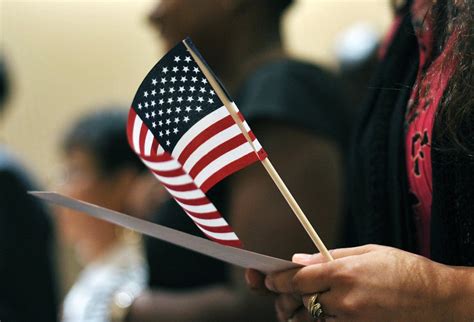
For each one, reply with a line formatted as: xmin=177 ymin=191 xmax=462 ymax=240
xmin=332 ymin=262 xmax=354 ymax=284
xmin=365 ymin=243 xmax=377 ymax=251
xmin=339 ymin=295 xmax=361 ymax=317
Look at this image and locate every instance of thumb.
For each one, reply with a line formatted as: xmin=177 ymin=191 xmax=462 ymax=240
xmin=292 ymin=253 xmax=325 ymax=265
xmin=292 ymin=245 xmax=378 ymax=265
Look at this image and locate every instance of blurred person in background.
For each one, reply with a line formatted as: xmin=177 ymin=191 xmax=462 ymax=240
xmin=0 ymin=56 xmax=59 ymax=322
xmin=124 ymin=0 xmax=353 ymax=321
xmin=57 ymin=109 xmax=164 ymax=322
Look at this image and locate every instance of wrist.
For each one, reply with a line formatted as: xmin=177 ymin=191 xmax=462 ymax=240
xmin=448 ymin=266 xmax=474 ymax=320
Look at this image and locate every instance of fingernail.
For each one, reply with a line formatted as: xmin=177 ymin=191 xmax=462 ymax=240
xmin=264 ymin=276 xmax=274 ymax=291
xmin=292 ymin=253 xmax=317 ymax=264
xmin=292 ymin=253 xmax=312 ymax=261
xmin=245 ymin=271 xmax=257 ymax=288
xmin=244 ymin=270 xmax=253 ymax=286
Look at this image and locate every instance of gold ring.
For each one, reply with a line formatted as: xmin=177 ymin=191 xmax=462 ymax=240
xmin=307 ymin=293 xmax=325 ymax=320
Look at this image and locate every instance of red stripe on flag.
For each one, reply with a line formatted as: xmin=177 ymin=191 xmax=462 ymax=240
xmin=151 ymin=167 xmax=186 ymax=178
xmin=184 ymin=209 xmax=222 ymax=220
xmin=257 ymin=148 xmax=268 ymax=161
xmin=139 ymin=124 xmax=148 ymax=155
xmin=173 ymin=196 xmax=210 ymax=206
xmin=140 ymin=152 xmax=173 ymax=162
xmin=188 ymin=134 xmax=247 ymax=178
xmin=236 ymin=111 xmax=258 ymax=142
xmin=248 ymin=131 xmax=256 ymax=141
xmin=177 ymin=115 xmax=235 ymax=164
xmin=195 ymin=223 xmax=235 ymax=233
xmin=161 ymin=181 xmax=198 ymax=192
xmin=200 ymin=152 xmax=258 ymax=193
xmin=150 ymin=138 xmax=159 ymax=157
xmin=127 ymin=109 xmax=136 ymax=148
xmin=201 ymin=233 xmax=242 ymax=248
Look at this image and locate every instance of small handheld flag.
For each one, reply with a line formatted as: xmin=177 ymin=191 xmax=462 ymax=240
xmin=128 ymin=38 xmax=333 ymax=261
xmin=127 ymin=38 xmax=266 ymax=247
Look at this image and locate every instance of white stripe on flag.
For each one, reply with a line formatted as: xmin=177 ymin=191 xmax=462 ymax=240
xmin=196 ymin=226 xmax=240 ymax=241
xmin=132 ymin=115 xmax=143 ymax=154
xmin=152 ymin=172 xmax=193 ymax=186
xmin=142 ymin=158 xmax=181 ymax=172
xmin=144 ymin=130 xmax=154 ymax=156
xmin=251 ymin=138 xmax=263 ymax=152
xmin=165 ymin=188 xmax=205 ymax=200
xmin=157 ymin=145 xmax=165 ymax=155
xmin=230 ymin=102 xmax=262 ymax=152
xmin=184 ymin=214 xmax=230 ymax=228
xmin=242 ymin=121 xmax=251 ymax=132
xmin=175 ymin=200 xmax=217 ymax=214
xmin=183 ymin=124 xmax=241 ymax=172
xmin=172 ymin=106 xmax=229 ymax=159
xmin=194 ymin=141 xmax=254 ymax=187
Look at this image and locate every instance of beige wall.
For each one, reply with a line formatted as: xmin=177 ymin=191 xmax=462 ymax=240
xmin=1 ymin=0 xmax=392 ymax=293
xmin=1 ymin=0 xmax=392 ymax=187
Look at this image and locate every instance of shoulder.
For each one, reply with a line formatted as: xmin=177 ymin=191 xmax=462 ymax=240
xmin=0 ymin=148 xmax=36 ymax=188
xmin=236 ymin=59 xmax=351 ymax=144
xmin=238 ymin=59 xmax=342 ymax=103
xmin=0 ymin=150 xmax=50 ymax=230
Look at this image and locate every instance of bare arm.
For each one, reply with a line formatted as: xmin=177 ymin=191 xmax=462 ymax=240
xmin=127 ymin=122 xmax=344 ymax=321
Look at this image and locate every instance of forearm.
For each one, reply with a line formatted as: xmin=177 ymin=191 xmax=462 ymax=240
xmin=449 ymin=266 xmax=474 ymax=321
xmin=127 ymin=284 xmax=275 ymax=322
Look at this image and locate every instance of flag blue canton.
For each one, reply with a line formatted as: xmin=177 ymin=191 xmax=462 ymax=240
xmin=131 ymin=42 xmax=222 ymax=151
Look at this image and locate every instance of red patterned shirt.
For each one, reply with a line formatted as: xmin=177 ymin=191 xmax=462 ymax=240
xmin=405 ymin=0 xmax=457 ymax=257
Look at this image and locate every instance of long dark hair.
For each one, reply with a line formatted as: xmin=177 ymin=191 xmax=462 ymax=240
xmin=433 ymin=0 xmax=474 ymax=157
xmin=392 ymin=0 xmax=473 ymax=156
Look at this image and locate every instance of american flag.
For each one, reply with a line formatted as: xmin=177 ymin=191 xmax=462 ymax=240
xmin=127 ymin=39 xmax=266 ymax=247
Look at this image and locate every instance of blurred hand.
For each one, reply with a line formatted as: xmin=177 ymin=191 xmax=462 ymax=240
xmin=248 ymin=244 xmax=473 ymax=322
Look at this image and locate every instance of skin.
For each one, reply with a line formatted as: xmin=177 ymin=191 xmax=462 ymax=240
xmin=127 ymin=1 xmax=344 ymax=321
xmin=56 ymin=148 xmax=140 ymax=263
xmin=148 ymin=0 xmax=285 ymax=93
xmin=246 ymin=245 xmax=474 ymax=322
xmin=125 ymin=173 xmax=168 ymax=220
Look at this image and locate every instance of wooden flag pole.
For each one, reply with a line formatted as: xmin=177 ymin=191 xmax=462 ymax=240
xmin=184 ymin=41 xmax=334 ymax=262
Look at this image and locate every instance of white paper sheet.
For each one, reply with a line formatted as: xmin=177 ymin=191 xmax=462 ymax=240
xmin=30 ymin=191 xmax=301 ymax=274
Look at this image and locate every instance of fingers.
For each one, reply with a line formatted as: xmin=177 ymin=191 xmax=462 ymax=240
xmin=288 ymin=307 xmax=314 ymax=322
xmin=293 ymin=245 xmax=376 ymax=265
xmin=265 ymin=268 xmax=299 ymax=293
xmin=302 ymin=292 xmax=335 ymax=319
xmin=245 ymin=269 xmax=264 ymax=290
xmin=276 ymin=293 xmax=333 ymax=322
xmin=266 ymin=264 xmax=334 ymax=294
xmin=245 ymin=269 xmax=272 ymax=295
xmin=275 ymin=294 xmax=303 ymax=321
